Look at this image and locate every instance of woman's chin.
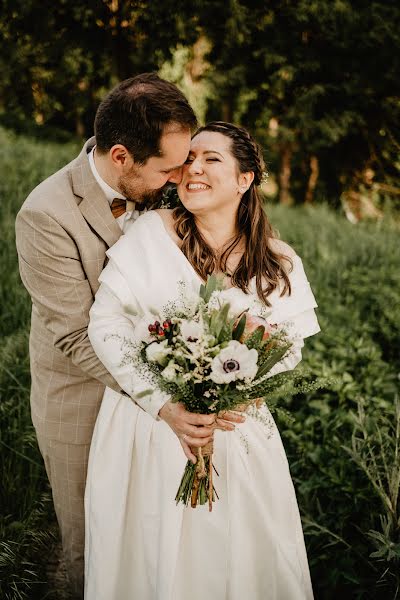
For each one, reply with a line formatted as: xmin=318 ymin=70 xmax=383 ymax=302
xmin=178 ymin=196 xmax=210 ymax=215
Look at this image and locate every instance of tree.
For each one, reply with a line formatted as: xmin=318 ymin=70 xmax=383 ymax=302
xmin=0 ymin=0 xmax=198 ymax=135
xmin=192 ymin=0 xmax=400 ymax=204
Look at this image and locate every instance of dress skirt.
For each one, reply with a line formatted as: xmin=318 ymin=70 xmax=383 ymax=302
xmin=84 ymin=388 xmax=314 ymax=600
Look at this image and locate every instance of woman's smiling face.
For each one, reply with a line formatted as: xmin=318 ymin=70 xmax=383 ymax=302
xmin=177 ymin=131 xmax=245 ymax=217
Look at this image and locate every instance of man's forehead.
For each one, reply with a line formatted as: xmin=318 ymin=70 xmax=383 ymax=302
xmin=159 ymin=127 xmax=191 ymax=149
xmin=154 ymin=129 xmax=191 ymax=165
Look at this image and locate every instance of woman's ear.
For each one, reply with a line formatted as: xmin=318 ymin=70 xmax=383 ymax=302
xmin=238 ymin=171 xmax=255 ymax=194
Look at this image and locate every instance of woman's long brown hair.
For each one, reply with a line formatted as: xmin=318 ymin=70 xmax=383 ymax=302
xmin=174 ymin=122 xmax=292 ymax=306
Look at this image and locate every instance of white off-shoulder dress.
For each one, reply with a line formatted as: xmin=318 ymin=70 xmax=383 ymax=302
xmin=84 ymin=211 xmax=320 ymax=600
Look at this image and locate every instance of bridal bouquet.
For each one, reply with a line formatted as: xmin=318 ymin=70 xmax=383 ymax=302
xmin=121 ymin=275 xmax=309 ymax=511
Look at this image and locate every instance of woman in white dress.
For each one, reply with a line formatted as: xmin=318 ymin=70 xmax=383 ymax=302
xmin=85 ymin=121 xmax=320 ymax=600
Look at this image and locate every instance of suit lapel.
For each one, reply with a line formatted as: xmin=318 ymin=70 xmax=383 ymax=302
xmin=71 ymin=138 xmax=122 ymax=248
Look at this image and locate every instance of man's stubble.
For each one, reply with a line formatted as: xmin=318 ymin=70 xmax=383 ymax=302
xmin=118 ymin=167 xmax=166 ymax=209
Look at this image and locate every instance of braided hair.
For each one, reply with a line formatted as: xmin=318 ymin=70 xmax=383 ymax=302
xmin=174 ymin=121 xmax=292 ymax=305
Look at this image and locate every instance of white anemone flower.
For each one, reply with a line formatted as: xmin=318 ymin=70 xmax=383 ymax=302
xmin=145 ymin=340 xmax=171 ymax=366
xmin=180 ymin=319 xmax=204 ymax=341
xmin=210 ymin=340 xmax=258 ymax=384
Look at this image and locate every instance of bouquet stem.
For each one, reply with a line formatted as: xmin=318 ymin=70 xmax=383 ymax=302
xmin=175 ymin=440 xmax=216 ymax=511
xmin=175 ymin=399 xmax=263 ymax=510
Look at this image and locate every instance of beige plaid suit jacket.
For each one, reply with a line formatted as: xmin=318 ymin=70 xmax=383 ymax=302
xmin=16 ymin=138 xmax=123 ymax=444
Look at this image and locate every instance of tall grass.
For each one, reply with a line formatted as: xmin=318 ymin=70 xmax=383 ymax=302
xmin=0 ymin=128 xmax=399 ymax=598
xmin=267 ymin=203 xmax=400 ymax=598
xmin=0 ymin=128 xmax=79 ymax=599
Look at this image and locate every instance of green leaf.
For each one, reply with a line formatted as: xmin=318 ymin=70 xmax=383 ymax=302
xmin=232 ymin=313 xmax=247 ymax=340
xmin=214 ymin=303 xmax=231 ymax=341
xmin=199 ymin=274 xmax=225 ymax=303
xmin=256 ymin=344 xmax=291 ymax=378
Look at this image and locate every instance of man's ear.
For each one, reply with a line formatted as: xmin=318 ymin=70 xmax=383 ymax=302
xmin=109 ymin=145 xmax=133 ymax=168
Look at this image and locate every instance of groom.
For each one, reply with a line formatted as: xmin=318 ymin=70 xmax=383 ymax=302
xmin=15 ymin=73 xmax=243 ymax=598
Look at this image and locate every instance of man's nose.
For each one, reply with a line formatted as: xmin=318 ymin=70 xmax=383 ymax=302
xmin=168 ymin=167 xmax=183 ymax=184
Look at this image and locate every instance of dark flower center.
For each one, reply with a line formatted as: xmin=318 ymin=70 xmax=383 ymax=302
xmin=223 ymin=359 xmax=240 ymax=373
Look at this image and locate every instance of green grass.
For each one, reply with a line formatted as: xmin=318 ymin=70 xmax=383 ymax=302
xmin=0 ymin=128 xmax=79 ymax=600
xmin=0 ymin=128 xmax=399 ymax=599
xmin=267 ymin=203 xmax=400 ymax=598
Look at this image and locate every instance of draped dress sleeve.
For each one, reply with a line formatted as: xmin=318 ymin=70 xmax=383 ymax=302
xmin=262 ymin=253 xmax=320 ymax=378
xmin=87 ymin=215 xmax=175 ymax=420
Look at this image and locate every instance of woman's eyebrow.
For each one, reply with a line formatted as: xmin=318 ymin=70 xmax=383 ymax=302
xmin=188 ymin=150 xmax=224 ymax=157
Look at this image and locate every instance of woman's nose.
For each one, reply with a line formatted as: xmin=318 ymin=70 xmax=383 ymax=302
xmin=188 ymin=158 xmax=203 ymax=174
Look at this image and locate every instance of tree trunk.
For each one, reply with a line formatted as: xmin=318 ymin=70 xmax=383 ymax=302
xmin=222 ymin=100 xmax=233 ymax=123
xmin=304 ymin=155 xmax=319 ymax=204
xmin=279 ymin=144 xmax=293 ymax=205
xmin=75 ymin=115 xmax=85 ymax=138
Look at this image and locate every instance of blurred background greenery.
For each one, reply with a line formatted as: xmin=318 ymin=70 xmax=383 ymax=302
xmin=1 ymin=0 xmax=400 ymax=212
xmin=0 ymin=1 xmax=399 ymax=599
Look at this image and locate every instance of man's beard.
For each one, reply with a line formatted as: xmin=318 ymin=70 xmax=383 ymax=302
xmin=118 ymin=175 xmax=167 ymax=209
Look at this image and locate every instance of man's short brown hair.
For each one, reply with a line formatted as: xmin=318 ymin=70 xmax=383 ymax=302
xmin=94 ymin=73 xmax=197 ymax=164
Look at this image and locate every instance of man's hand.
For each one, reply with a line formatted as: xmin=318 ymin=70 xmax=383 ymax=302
xmin=159 ymin=401 xmax=216 ymax=463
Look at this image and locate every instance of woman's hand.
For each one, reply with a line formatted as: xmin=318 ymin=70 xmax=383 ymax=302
xmin=159 ymin=401 xmax=216 ymax=463
xmin=158 ymin=402 xmax=246 ymax=463
xmin=215 ymin=411 xmax=246 ymax=431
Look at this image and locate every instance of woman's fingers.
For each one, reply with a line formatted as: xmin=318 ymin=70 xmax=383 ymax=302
xmin=185 ymin=434 xmax=213 ymax=448
xmin=179 ymin=438 xmax=206 ymax=464
xmin=218 ymin=410 xmax=246 ymax=424
xmin=181 ymin=424 xmax=214 ymax=439
xmin=180 ymin=439 xmax=197 ymax=463
xmin=215 ymin=410 xmax=245 ymax=431
xmin=186 ymin=411 xmax=216 ymax=427
xmin=214 ymin=419 xmax=235 ymax=431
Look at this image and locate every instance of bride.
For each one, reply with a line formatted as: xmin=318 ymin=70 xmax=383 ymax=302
xmin=85 ymin=121 xmax=320 ymax=599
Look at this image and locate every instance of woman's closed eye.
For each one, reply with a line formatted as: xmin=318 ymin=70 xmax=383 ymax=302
xmin=184 ymin=157 xmax=220 ymax=164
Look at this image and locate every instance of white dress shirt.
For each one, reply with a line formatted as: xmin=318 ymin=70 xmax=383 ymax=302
xmin=88 ymin=146 xmax=143 ymax=232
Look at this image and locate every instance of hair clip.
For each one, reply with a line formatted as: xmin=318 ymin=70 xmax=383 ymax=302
xmin=260 ymin=171 xmax=269 ymax=185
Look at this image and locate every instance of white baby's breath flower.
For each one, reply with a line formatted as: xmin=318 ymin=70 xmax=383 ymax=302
xmin=207 ymin=290 xmax=225 ymax=311
xmin=145 ymin=340 xmax=171 ymax=366
xmin=161 ymin=361 xmax=180 ymax=382
xmin=177 ymin=282 xmax=201 ymax=317
xmin=210 ymin=340 xmax=258 ymax=384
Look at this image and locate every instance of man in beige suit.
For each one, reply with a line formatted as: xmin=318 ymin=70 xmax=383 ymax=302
xmin=16 ymin=73 xmax=243 ymax=598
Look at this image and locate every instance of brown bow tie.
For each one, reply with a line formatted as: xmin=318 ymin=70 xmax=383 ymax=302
xmin=110 ymin=198 xmax=145 ymax=219
xmin=110 ymin=198 xmax=128 ymax=219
